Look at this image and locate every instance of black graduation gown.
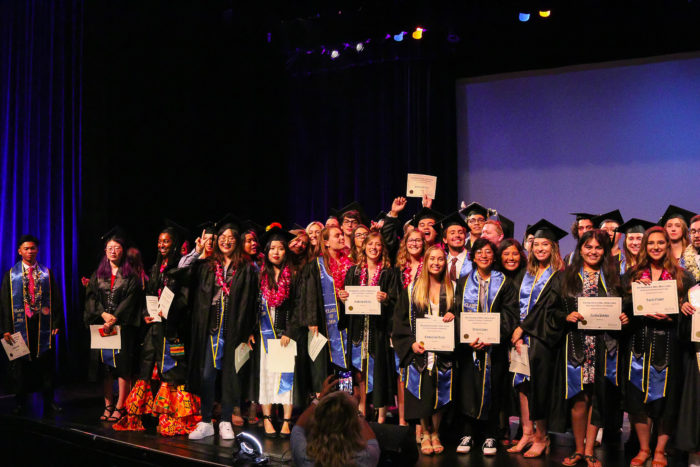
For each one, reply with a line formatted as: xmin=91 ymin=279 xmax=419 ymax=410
xmin=342 ymin=266 xmax=400 ymax=408
xmin=621 ymin=270 xmax=694 ymax=427
xmin=512 ymin=268 xmax=567 ymax=422
xmin=249 ymin=275 xmax=307 ymax=408
xmin=84 ymin=271 xmax=142 ymax=379
xmin=453 ymin=272 xmax=520 ymax=421
xmin=549 ymin=273 xmax=626 ymax=433
xmin=676 ymin=310 xmax=700 ymax=452
xmin=380 ymin=216 xmax=402 ymax=264
xmin=0 ymin=265 xmax=63 ymax=394
xmin=392 ymin=286 xmax=454 ymax=420
xmin=137 ymin=260 xmax=189 ymax=384
xmin=180 ymin=260 xmax=259 ymax=400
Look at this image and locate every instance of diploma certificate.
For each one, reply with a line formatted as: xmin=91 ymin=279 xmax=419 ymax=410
xmin=158 ymin=286 xmax=175 ymax=319
xmin=460 ymin=313 xmax=500 ymax=344
xmin=577 ymin=297 xmax=622 ymax=330
xmin=406 ymin=173 xmax=437 ymax=199
xmin=688 ymin=284 xmax=700 ymax=308
xmin=1 ymin=332 xmax=30 ymax=361
xmin=307 ymin=331 xmax=328 ymax=362
xmin=345 ymin=286 xmax=381 ymax=315
xmin=266 ymin=339 xmax=297 ymax=372
xmin=415 ymin=317 xmax=454 ymax=352
xmin=146 ymin=296 xmax=161 ymax=322
xmin=509 ymin=345 xmax=530 ymax=376
xmin=90 ymin=325 xmax=121 ymax=350
xmin=692 ymin=313 xmax=700 ymax=343
xmin=632 ymin=281 xmax=679 ymax=315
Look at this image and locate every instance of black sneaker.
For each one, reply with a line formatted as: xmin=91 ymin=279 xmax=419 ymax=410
xmin=456 ymin=435 xmax=473 ymax=454
xmin=482 ymin=437 xmax=497 ymax=456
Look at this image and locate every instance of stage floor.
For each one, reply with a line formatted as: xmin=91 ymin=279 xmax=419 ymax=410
xmin=0 ymin=385 xmax=690 ymax=466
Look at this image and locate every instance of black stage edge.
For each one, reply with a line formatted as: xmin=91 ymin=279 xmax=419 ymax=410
xmin=0 ymin=385 xmax=692 ymax=466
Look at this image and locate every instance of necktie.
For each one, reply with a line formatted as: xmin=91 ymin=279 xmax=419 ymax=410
xmin=450 ymin=257 xmax=458 ymax=282
xmin=26 ymin=266 xmax=36 ymax=318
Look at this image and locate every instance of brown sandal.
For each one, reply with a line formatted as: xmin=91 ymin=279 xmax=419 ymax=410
xmin=630 ymin=449 xmax=651 ymax=466
xmin=651 ymin=450 xmax=667 ymax=467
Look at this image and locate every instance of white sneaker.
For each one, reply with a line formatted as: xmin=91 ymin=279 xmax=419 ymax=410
xmin=219 ymin=421 xmax=235 ymax=440
xmin=482 ymin=438 xmax=497 ymax=456
xmin=456 ymin=435 xmax=473 ymax=454
xmin=188 ymin=421 xmax=215 ymax=440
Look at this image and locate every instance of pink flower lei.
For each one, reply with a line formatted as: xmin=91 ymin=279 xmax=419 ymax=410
xmin=215 ymin=261 xmax=236 ymax=296
xmin=402 ymin=258 xmax=423 ymax=289
xmin=261 ymin=264 xmax=291 ymax=308
xmin=360 ymin=262 xmax=383 ymax=287
xmin=328 ymin=253 xmax=353 ymax=292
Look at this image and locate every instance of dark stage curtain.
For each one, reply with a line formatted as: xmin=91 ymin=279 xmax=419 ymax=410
xmin=285 ymin=59 xmax=458 ymax=225
xmin=0 ymin=0 xmax=83 ymax=376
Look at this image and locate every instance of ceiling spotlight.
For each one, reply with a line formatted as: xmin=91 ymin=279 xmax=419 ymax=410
xmin=519 ymin=12 xmax=531 ymax=22
xmin=539 ymin=10 xmax=551 ymax=18
xmin=412 ymin=27 xmax=424 ymax=40
xmin=356 ymin=42 xmax=364 ymax=52
xmin=393 ymin=32 xmax=406 ymax=42
xmin=330 ymin=49 xmax=340 ymax=59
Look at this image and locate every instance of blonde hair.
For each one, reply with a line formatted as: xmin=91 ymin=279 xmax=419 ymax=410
xmin=411 ymin=245 xmax=454 ymax=311
xmin=357 ymin=230 xmax=391 ymax=270
xmin=396 ymin=230 xmax=425 ymax=270
xmin=319 ymin=227 xmax=343 ymax=273
xmin=526 ymin=238 xmax=564 ymax=274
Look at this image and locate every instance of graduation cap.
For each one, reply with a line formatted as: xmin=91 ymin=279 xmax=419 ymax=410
xmin=459 ymin=202 xmax=489 ymax=219
xmin=291 ymin=223 xmax=306 ymax=231
xmin=592 ymin=210 xmax=624 ymax=228
xmin=617 ymin=218 xmax=656 ymax=235
xmin=196 ymin=221 xmax=216 ymax=236
xmin=163 ymin=219 xmax=190 ymax=248
xmin=243 ymin=220 xmax=264 ymax=237
xmin=570 ymin=212 xmax=598 ymax=222
xmin=262 ymin=225 xmax=295 ymax=247
xmin=437 ymin=211 xmax=468 ymax=233
xmin=331 ymin=201 xmax=369 ymax=226
xmin=526 ymin=219 xmax=568 ymax=242
xmin=658 ymin=205 xmax=696 ymax=227
xmin=100 ymin=225 xmax=129 ymax=244
xmin=489 ymin=211 xmax=515 ymax=239
xmin=214 ymin=213 xmax=241 ymax=235
xmin=409 ymin=207 xmax=445 ymax=228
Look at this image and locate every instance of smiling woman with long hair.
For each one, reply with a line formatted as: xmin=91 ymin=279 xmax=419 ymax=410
xmin=392 ymin=245 xmax=455 ymax=456
xmin=623 ymin=226 xmax=694 ymax=467
xmin=552 ymin=230 xmax=626 ymax=467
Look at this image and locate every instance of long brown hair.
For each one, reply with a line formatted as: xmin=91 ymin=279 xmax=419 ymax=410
xmin=526 ymin=238 xmax=564 ymax=275
xmin=357 ymin=230 xmax=391 ymax=270
xmin=395 ymin=230 xmax=425 ymax=270
xmin=629 ymin=226 xmax=685 ymax=294
xmin=412 ymin=245 xmax=454 ymax=310
xmin=623 ymin=232 xmax=644 ymax=269
xmin=349 ymin=225 xmax=369 ymax=264
xmin=319 ymin=226 xmax=344 ymax=273
xmin=562 ymin=230 xmax=621 ymax=297
xmin=306 ymin=392 xmax=365 ymax=467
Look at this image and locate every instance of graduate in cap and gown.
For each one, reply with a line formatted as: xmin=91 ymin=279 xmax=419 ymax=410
xmin=618 ymin=218 xmax=656 ymax=275
xmin=409 ymin=207 xmax=444 ymax=248
xmin=438 ymin=212 xmax=472 ymax=284
xmin=338 ymin=229 xmax=399 ymax=423
xmin=114 ymin=220 xmax=198 ymax=436
xmin=592 ymin=210 xmax=625 ymax=267
xmin=178 ymin=221 xmax=216 ymax=268
xmin=507 ymin=219 xmax=567 ymax=458
xmin=174 ymin=214 xmax=259 ymax=440
xmin=295 ymin=225 xmax=353 ymax=395
xmin=460 ymin=202 xmax=489 ymax=254
xmin=552 ymin=229 xmax=628 ymax=467
xmin=658 ymin=205 xmax=696 ymax=267
xmin=331 ymin=201 xmax=369 ymax=258
xmin=622 ymin=226 xmax=694 ymax=467
xmin=452 ymin=237 xmax=519 ymax=456
xmin=84 ymin=227 xmax=142 ymax=422
xmin=565 ymin=213 xmax=597 ymax=265
xmin=393 ymin=245 xmax=456 ymax=456
xmin=1 ymin=234 xmax=63 ymax=415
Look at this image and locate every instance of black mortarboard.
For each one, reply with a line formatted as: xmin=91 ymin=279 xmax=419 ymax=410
xmin=331 ymin=201 xmax=369 ymax=226
xmin=592 ymin=210 xmax=624 ymax=228
xmin=489 ymin=211 xmax=515 ymax=239
xmin=437 ymin=211 xmax=468 ymax=232
xmin=291 ymin=223 xmax=306 ymax=231
xmin=100 ymin=225 xmax=128 ymax=244
xmin=243 ymin=220 xmax=264 ymax=237
xmin=459 ymin=202 xmax=489 ymax=219
xmin=409 ymin=207 xmax=445 ymax=228
xmin=526 ymin=219 xmax=568 ymax=242
xmin=214 ymin=213 xmax=241 ymax=235
xmin=262 ymin=225 xmax=295 ymax=247
xmin=570 ymin=212 xmax=598 ymax=222
xmin=617 ymin=218 xmax=655 ymax=235
xmin=196 ymin=221 xmax=216 ymax=235
xmin=658 ymin=205 xmax=696 ymax=228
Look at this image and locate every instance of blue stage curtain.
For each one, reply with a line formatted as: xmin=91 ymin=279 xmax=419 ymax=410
xmin=0 ymin=0 xmax=83 ymax=363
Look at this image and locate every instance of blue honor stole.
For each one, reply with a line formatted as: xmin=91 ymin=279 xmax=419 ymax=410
xmin=404 ymin=283 xmax=452 ymax=409
xmin=260 ymin=298 xmax=293 ymax=395
xmin=513 ymin=266 xmax=555 ymax=387
xmin=317 ymin=258 xmax=348 ymax=369
xmin=101 ymin=348 xmax=119 ymax=368
xmin=9 ymin=262 xmax=52 ymax=358
xmin=628 ymin=334 xmax=669 ymax=403
xmin=619 ymin=253 xmax=627 ymax=275
xmin=461 ymin=269 xmax=505 ymax=419
xmin=459 ymin=258 xmax=473 ymax=280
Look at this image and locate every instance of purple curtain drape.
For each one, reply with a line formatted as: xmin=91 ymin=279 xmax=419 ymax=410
xmin=0 ymin=0 xmax=83 ymax=363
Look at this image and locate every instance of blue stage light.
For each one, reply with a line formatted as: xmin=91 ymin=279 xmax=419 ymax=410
xmin=519 ymin=12 xmax=531 ymax=22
